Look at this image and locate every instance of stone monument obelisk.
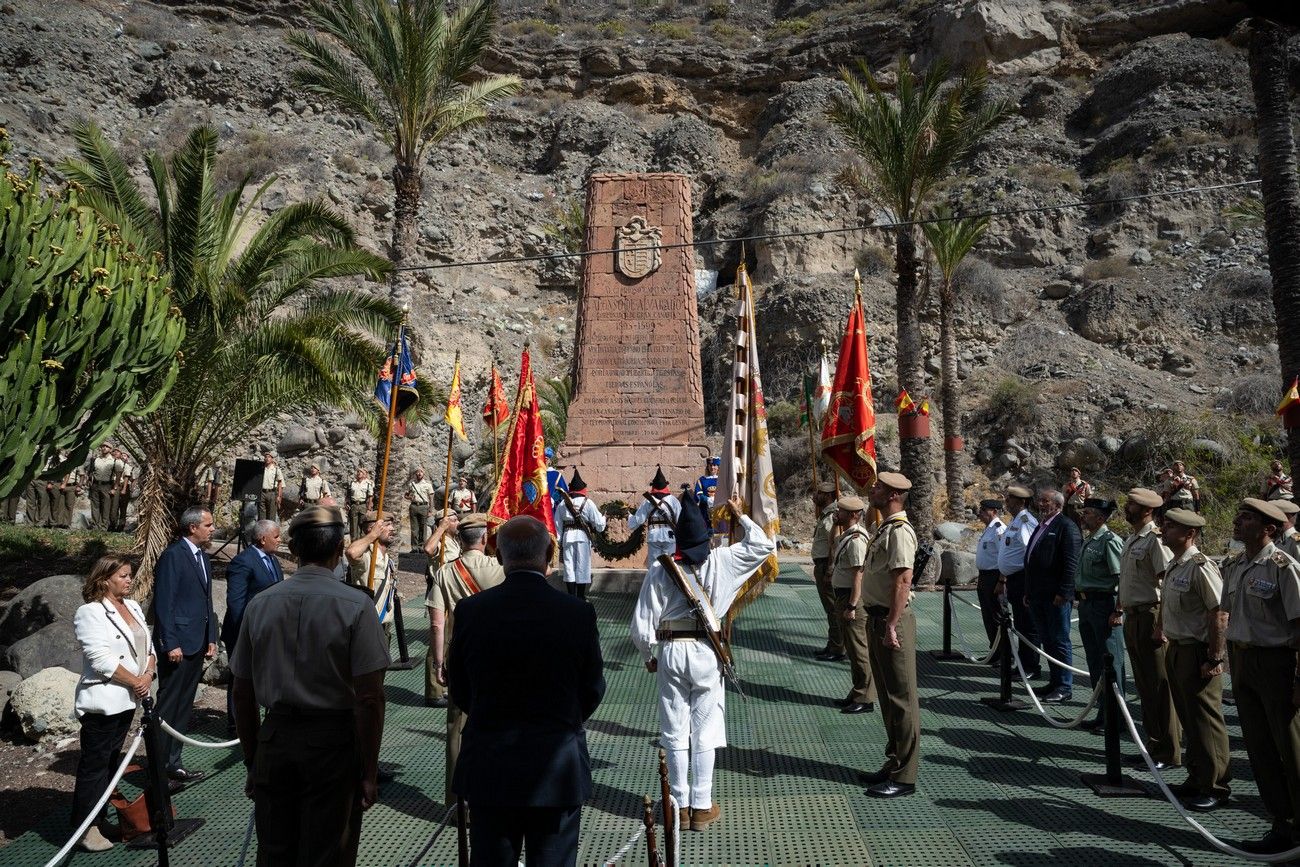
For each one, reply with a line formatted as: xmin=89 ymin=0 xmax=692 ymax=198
xmin=563 ymin=173 xmax=709 ymax=561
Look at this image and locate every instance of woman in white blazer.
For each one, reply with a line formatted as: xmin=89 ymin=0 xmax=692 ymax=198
xmin=70 ymin=555 xmax=156 ymax=852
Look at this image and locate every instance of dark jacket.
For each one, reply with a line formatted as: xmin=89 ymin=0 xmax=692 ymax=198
xmin=1023 ymin=513 xmax=1082 ymax=602
xmin=151 ymin=538 xmax=217 ymax=656
xmin=220 ymin=545 xmax=282 ymax=650
xmin=448 ymin=570 xmax=605 ymax=807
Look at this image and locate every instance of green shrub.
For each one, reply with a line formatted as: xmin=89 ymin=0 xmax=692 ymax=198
xmin=767 ymin=17 xmax=812 ymax=38
xmin=986 ymin=377 xmax=1040 ymax=430
xmin=765 ymin=400 xmax=802 ymax=440
xmin=1082 ymin=255 xmax=1136 ymax=282
xmin=598 ymin=20 xmax=629 ymax=38
xmin=649 ymin=20 xmax=697 ymax=40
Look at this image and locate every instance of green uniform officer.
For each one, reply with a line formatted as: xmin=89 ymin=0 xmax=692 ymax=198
xmin=830 ymin=496 xmax=876 ymax=714
xmin=230 ymin=505 xmax=390 ymax=867
xmin=1158 ymin=508 xmax=1230 ymax=811
xmin=811 ymin=481 xmax=845 ymax=661
xmin=1224 ymin=498 xmax=1300 ymax=855
xmin=858 ymin=471 xmax=919 ymax=799
xmin=1112 ymin=487 xmax=1178 ymax=767
xmin=1075 ymin=498 xmax=1126 ymax=731
xmin=425 ymin=513 xmax=505 ymax=804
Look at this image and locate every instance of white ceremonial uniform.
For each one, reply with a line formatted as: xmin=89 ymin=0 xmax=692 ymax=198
xmin=554 ymin=494 xmax=607 ymax=585
xmin=998 ymin=509 xmax=1038 ymax=576
xmin=630 ymin=515 xmax=775 ymax=753
xmin=976 ymin=519 xmax=1006 ymax=571
xmin=628 ymin=493 xmax=682 ymax=567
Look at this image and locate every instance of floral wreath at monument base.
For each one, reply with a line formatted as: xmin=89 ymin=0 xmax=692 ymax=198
xmin=593 ymin=499 xmax=646 ymax=560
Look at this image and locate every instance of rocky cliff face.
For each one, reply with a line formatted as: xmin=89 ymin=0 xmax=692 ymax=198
xmin=0 ymin=0 xmax=1285 ymax=531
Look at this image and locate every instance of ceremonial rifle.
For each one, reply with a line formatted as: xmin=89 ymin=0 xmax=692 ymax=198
xmin=557 ymin=487 xmax=597 ymax=538
xmin=655 ymin=553 xmax=745 ymax=700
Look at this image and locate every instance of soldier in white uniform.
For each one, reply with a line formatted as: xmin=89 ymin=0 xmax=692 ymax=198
xmin=630 ymin=493 xmax=775 ymax=832
xmin=996 ymin=485 xmax=1041 ymax=676
xmin=974 ymin=498 xmax=1007 ymax=658
xmin=553 ymin=470 xmax=606 ymax=600
xmin=628 ymin=467 xmax=681 ymax=568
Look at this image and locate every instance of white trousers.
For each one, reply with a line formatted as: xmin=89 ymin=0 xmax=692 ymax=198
xmin=645 ymin=537 xmax=676 ymax=568
xmin=666 ymin=746 xmax=716 ymax=810
xmin=656 ymin=639 xmax=726 ymax=751
xmin=561 ymin=537 xmax=593 ymax=584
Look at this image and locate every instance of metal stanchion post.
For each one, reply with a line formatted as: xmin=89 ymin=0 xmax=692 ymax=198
xmin=387 ymin=595 xmax=419 ymax=671
xmin=980 ymin=610 xmax=1027 ymax=711
xmin=129 ymin=697 xmax=204 ymax=854
xmin=1081 ymin=653 xmax=1146 ymax=796
xmin=930 ymin=580 xmax=965 ymax=661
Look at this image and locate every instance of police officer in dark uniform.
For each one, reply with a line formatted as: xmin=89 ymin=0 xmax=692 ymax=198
xmin=230 ymin=505 xmax=390 ymax=866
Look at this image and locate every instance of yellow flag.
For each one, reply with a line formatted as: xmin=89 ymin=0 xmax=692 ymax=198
xmin=445 ymin=359 xmax=468 ymax=441
xmin=1278 ymin=376 xmax=1300 ymax=416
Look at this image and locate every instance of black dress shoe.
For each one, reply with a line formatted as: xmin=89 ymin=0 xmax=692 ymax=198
xmin=841 ymin=702 xmax=874 ymax=715
xmin=1031 ymin=684 xmax=1058 ymax=697
xmin=866 ymin=781 xmax=915 ymax=798
xmin=1041 ymin=690 xmax=1073 ymax=704
xmin=1240 ymin=828 xmax=1294 ymax=854
xmin=856 ymin=769 xmax=890 ymax=786
xmin=167 ymin=768 xmax=206 ymax=783
xmin=1183 ymin=793 xmax=1226 ymax=812
xmin=426 ymin=696 xmax=449 ymax=709
xmin=820 ymin=652 xmax=847 ymax=662
xmin=1081 ymin=717 xmax=1104 ymax=731
xmin=833 ymin=697 xmax=853 ymax=708
xmin=377 ymin=768 xmax=396 ymax=784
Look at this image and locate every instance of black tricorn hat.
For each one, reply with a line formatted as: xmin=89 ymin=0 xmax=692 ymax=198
xmin=569 ymin=468 xmax=588 ymax=492
xmin=650 ymin=466 xmax=670 ymax=492
xmin=674 ymin=488 xmax=713 ymax=566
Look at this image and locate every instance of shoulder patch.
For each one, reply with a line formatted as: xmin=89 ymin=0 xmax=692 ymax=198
xmin=1272 ymin=550 xmax=1294 ymax=568
xmin=1191 ymin=552 xmax=1208 ymax=565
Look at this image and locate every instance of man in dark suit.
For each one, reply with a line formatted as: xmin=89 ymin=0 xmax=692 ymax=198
xmin=1022 ymin=487 xmax=1082 ymax=704
xmin=222 ymin=519 xmax=283 ymax=734
xmin=151 ymin=506 xmax=218 ymax=782
xmin=448 ymin=516 xmax=606 ymax=867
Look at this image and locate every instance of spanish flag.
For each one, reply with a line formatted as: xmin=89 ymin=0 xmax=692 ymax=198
xmin=918 ymin=397 xmax=931 ymax=417
xmin=445 ymin=356 xmax=468 ymax=441
xmin=896 ymin=388 xmax=915 ymax=415
xmin=1278 ymin=376 xmax=1300 ymax=416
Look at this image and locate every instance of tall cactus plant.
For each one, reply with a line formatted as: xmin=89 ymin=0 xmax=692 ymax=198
xmin=0 ymin=128 xmax=184 ymax=499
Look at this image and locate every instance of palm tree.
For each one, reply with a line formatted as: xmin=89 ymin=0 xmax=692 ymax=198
xmin=62 ymin=122 xmax=396 ymax=593
xmin=1247 ymin=14 xmax=1300 ymax=472
xmin=922 ymin=208 xmax=988 ymax=519
xmin=289 ymin=0 xmax=522 ymax=310
xmin=828 ymin=56 xmax=1008 ymax=538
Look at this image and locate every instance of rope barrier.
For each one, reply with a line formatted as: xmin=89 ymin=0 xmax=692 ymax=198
xmin=603 ymin=818 xmax=646 ymax=866
xmin=41 ymin=729 xmax=144 ymax=867
xmin=405 ymin=805 xmax=455 ymax=867
xmin=159 ymin=719 xmax=240 ymax=749
xmin=235 ymin=807 xmax=255 ymax=867
xmin=945 ymin=591 xmax=1001 ymax=664
xmin=1008 ymin=634 xmax=1103 ymax=729
xmin=1007 ymin=625 xmax=1091 ymax=677
xmin=1110 ymin=684 xmax=1300 ymax=862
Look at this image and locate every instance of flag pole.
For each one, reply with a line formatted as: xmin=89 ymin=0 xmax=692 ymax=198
xmin=368 ymin=308 xmax=406 ymax=591
xmin=490 ymin=362 xmax=501 ymax=482
xmin=439 ymin=351 xmax=460 ymax=569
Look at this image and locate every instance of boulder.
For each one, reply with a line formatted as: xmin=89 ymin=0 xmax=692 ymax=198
xmin=1098 ymin=435 xmax=1122 ymax=455
xmin=925 ymin=0 xmax=1060 ymax=73
xmin=1042 ymin=280 xmax=1073 ymax=300
xmin=202 ymin=647 xmax=230 ymax=686
xmin=276 ymin=425 xmax=316 ymax=455
xmin=3 ymin=621 xmax=82 ymax=679
xmin=1190 ymin=437 xmax=1229 ymax=463
xmin=0 ymin=574 xmax=84 ymax=647
xmin=1079 ymin=0 xmax=1249 ymax=47
xmin=0 ymin=669 xmax=20 ymax=717
xmin=1056 ymin=438 xmax=1104 ymax=473
xmin=933 ymin=522 xmax=970 ymax=543
xmin=11 ymin=666 xmax=80 ymax=741
xmin=940 ymin=549 xmax=979 ymax=586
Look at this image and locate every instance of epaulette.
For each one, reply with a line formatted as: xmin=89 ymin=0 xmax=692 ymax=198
xmin=1272 ymin=549 xmax=1295 ymax=568
xmin=1191 ymin=552 xmax=1208 ymax=565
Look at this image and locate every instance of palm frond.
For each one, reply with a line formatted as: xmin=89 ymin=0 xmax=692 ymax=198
xmin=61 ymin=121 xmax=161 ymax=249
xmin=921 ymin=207 xmax=989 ymax=281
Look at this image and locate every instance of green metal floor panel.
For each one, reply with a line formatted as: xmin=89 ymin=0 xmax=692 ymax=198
xmin=0 ymin=566 xmax=1284 ymax=865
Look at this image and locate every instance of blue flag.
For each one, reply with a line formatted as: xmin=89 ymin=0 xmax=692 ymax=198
xmin=374 ymin=331 xmax=419 ymax=423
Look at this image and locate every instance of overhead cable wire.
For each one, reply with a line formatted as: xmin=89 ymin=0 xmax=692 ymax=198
xmin=395 ymin=178 xmax=1261 ymax=273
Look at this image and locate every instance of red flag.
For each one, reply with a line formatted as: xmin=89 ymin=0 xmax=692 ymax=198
xmin=895 ymin=388 xmax=915 ymax=415
xmin=482 ymin=363 xmax=511 ymax=429
xmin=486 ymin=347 xmax=556 ymax=537
xmin=820 ymin=296 xmax=878 ymax=493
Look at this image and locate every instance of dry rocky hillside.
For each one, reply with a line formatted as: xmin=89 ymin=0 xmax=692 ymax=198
xmin=0 ymin=0 xmax=1291 ymax=539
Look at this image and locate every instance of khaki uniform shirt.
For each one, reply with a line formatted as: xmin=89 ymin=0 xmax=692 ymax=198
xmin=810 ymin=505 xmax=836 ymax=560
xmin=449 ymin=488 xmax=476 ymax=513
xmin=302 ymin=476 xmax=330 ymax=500
xmin=91 ymin=455 xmax=119 ymax=484
xmin=198 ymin=466 xmax=215 ymax=488
xmin=348 ymin=479 xmax=374 ymax=505
xmin=425 ymin=550 xmax=505 ymax=654
xmin=1119 ymin=521 xmax=1172 ymax=608
xmin=1161 ymin=546 xmax=1223 ymax=643
xmin=348 ymin=546 xmax=391 ymax=590
xmin=1223 ymin=543 xmax=1300 ymax=648
xmin=408 ymin=479 xmax=435 ymax=505
xmin=1281 ymin=527 xmax=1300 ymax=560
xmin=262 ymin=465 xmax=284 ymax=491
xmin=830 ymin=526 xmax=869 ymax=590
xmin=862 ymin=513 xmax=918 ymax=609
xmin=230 ymin=564 xmax=390 ymax=711
xmin=1167 ymin=474 xmax=1198 ymax=507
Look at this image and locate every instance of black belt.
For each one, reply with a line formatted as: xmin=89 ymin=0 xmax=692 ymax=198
xmin=866 ymin=606 xmax=892 ymax=617
xmin=656 ymin=628 xmax=706 ymax=641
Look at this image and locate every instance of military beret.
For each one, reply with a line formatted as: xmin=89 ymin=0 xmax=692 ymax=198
xmin=360 ymin=510 xmax=383 ymax=526
xmin=1163 ymin=508 xmax=1206 ymax=528
xmin=837 ymin=495 xmax=866 ymax=512
xmin=816 ymin=481 xmax=838 ymax=494
xmin=1006 ymin=484 xmax=1033 ymax=499
xmin=877 ymin=471 xmax=913 ymax=491
xmin=1127 ymin=487 xmax=1164 ymax=509
xmin=1082 ymin=497 xmax=1115 ymax=515
xmin=979 ymin=499 xmax=1003 ymax=511
xmin=290 ymin=504 xmax=344 ymax=535
xmin=1242 ymin=497 xmax=1288 ymax=524
xmin=459 ymin=512 xmax=488 ymax=530
xmin=1274 ymin=499 xmax=1300 ymax=516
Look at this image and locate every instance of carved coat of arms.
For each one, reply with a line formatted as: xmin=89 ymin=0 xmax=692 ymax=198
xmin=615 ymin=216 xmax=662 ymax=279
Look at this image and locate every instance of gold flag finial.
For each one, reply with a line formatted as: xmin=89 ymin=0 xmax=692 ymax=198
xmin=853 ymin=267 xmax=863 ymax=300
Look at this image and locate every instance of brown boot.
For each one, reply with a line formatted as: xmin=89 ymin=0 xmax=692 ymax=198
xmin=677 ymin=807 xmax=691 ymax=830
xmin=690 ymin=803 xmax=721 ymax=831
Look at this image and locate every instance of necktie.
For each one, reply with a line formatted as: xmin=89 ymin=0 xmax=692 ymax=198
xmin=195 ymin=550 xmax=207 ymax=586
